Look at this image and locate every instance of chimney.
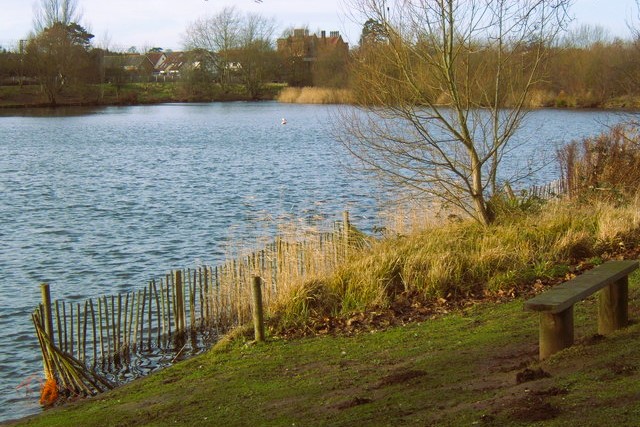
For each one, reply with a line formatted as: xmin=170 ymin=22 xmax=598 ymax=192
xmin=321 ymin=30 xmax=326 ymax=39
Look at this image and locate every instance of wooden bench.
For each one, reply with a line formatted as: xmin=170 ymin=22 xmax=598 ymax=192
xmin=524 ymin=260 xmax=638 ymax=360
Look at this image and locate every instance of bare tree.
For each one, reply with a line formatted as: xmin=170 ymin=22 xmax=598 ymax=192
xmin=340 ymin=0 xmax=572 ymax=225
xmin=33 ymin=0 xmax=82 ymax=34
xmin=184 ymin=6 xmax=242 ymax=88
xmin=241 ymin=12 xmax=276 ymax=47
xmin=562 ymin=23 xmax=611 ymax=48
xmin=183 ymin=6 xmax=277 ymax=95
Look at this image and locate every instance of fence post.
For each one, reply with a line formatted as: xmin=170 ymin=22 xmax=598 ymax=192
xmin=252 ymin=276 xmax=265 ymax=342
xmin=342 ymin=210 xmax=350 ymax=259
xmin=40 ymin=283 xmax=54 ymax=345
xmin=174 ymin=270 xmax=184 ymax=332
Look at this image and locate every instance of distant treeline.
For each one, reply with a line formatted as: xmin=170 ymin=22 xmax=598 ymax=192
xmin=351 ymin=24 xmax=640 ymax=109
xmin=2 ymin=22 xmax=640 ymax=108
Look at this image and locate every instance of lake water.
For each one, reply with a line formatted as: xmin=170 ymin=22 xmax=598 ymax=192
xmin=0 ymin=102 xmax=631 ymax=422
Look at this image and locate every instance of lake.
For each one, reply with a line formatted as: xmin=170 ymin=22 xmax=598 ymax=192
xmin=0 ymin=102 xmax=631 ymax=422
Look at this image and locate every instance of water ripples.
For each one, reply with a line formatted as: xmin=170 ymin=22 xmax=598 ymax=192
xmin=0 ymin=103 xmax=627 ymax=422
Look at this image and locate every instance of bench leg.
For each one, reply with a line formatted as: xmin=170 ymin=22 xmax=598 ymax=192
xmin=539 ymin=306 xmax=574 ymax=360
xmin=598 ymin=276 xmax=628 ymax=334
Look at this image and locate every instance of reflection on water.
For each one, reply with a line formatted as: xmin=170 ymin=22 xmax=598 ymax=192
xmin=95 ymin=327 xmax=220 ymax=385
xmin=0 ymin=102 xmax=629 ymax=422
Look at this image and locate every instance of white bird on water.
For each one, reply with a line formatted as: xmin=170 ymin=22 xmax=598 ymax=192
xmin=281 ymin=118 xmax=287 ymax=125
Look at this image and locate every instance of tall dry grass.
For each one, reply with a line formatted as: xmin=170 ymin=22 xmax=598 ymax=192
xmin=277 ymin=87 xmax=354 ymax=104
xmin=208 ymin=216 xmax=368 ymax=331
xmin=267 ymin=196 xmax=640 ymax=329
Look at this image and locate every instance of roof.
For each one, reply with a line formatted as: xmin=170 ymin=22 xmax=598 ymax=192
xmin=104 ymin=54 xmax=154 ymax=69
xmin=158 ymin=52 xmax=188 ymax=73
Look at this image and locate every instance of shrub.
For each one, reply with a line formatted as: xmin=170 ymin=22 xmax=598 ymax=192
xmin=558 ymin=123 xmax=640 ymax=202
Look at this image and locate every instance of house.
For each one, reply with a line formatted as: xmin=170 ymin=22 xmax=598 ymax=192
xmin=157 ymin=52 xmax=189 ymax=76
xmin=145 ymin=51 xmax=167 ymax=70
xmin=103 ymin=54 xmax=156 ymax=82
xmin=277 ymin=29 xmax=349 ymax=63
xmin=276 ymin=29 xmax=350 ymax=86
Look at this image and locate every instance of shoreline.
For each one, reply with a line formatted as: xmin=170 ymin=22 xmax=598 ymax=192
xmin=3 ymin=83 xmax=640 ymax=111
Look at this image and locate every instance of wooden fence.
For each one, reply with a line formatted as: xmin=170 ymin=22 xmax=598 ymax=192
xmin=527 ymin=179 xmax=566 ymax=199
xmin=32 ymin=213 xmax=354 ymax=397
xmin=31 ymin=180 xmax=573 ymax=398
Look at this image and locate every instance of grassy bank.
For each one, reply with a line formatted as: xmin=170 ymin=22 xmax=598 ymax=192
xmin=265 ymin=196 xmax=640 ymax=335
xmin=8 ymin=193 xmax=640 ymax=426
xmin=9 ymin=270 xmax=640 ymax=426
xmin=0 ymin=82 xmax=284 ymax=108
xmin=4 ymin=83 xmax=640 ymax=109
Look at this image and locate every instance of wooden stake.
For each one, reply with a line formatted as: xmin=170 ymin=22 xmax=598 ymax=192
xmin=110 ymin=296 xmax=116 ymax=356
xmin=159 ymin=279 xmax=167 ymax=337
xmin=139 ymin=287 xmax=147 ymax=349
xmin=97 ymin=298 xmax=105 ymax=361
xmin=117 ymin=294 xmax=122 ymax=355
xmin=55 ymin=300 xmax=62 ymax=351
xmin=152 ymin=280 xmax=161 ymax=343
xmin=174 ymin=270 xmax=184 ymax=333
xmin=82 ymin=301 xmax=88 ymax=363
xmin=123 ymin=293 xmax=130 ymax=351
xmin=166 ymin=275 xmax=172 ymax=337
xmin=69 ymin=303 xmax=74 ymax=357
xmin=252 ymin=276 xmax=265 ymax=342
xmin=132 ymin=290 xmax=141 ymax=351
xmin=189 ymin=274 xmax=196 ymax=331
xmin=127 ymin=292 xmax=135 ymax=351
xmin=76 ymin=302 xmax=81 ymax=360
xmin=89 ymin=299 xmax=97 ymax=366
xmin=39 ymin=284 xmax=55 ymax=378
xmin=342 ymin=210 xmax=350 ymax=259
xmin=148 ymin=281 xmax=153 ymax=346
xmin=40 ymin=284 xmax=54 ymax=346
xmin=62 ymin=302 xmax=68 ymax=353
xmin=103 ymin=296 xmax=111 ymax=362
xmin=201 ymin=267 xmax=207 ymax=323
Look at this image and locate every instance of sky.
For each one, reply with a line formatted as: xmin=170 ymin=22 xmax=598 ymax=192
xmin=0 ymin=0 xmax=638 ymax=51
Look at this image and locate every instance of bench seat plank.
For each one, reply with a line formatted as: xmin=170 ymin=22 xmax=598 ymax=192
xmin=524 ymin=260 xmax=638 ymax=314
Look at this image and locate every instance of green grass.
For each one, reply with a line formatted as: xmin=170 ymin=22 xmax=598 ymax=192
xmin=0 ymin=82 xmax=285 ymax=107
xmin=10 ymin=270 xmax=640 ymax=426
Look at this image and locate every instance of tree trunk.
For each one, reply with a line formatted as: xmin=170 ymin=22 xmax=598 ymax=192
xmin=471 ymin=155 xmax=493 ymax=225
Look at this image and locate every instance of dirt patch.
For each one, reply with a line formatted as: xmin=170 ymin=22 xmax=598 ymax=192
xmin=374 ymin=369 xmax=427 ymax=389
xmin=483 ymin=343 xmax=538 ymax=374
xmin=334 ymin=396 xmax=373 ymax=410
xmin=510 ymin=395 xmax=561 ymax=422
xmin=583 ymin=334 xmax=606 ymax=345
xmin=610 ymin=363 xmax=637 ymax=376
xmin=532 ymin=386 xmax=569 ymax=397
xmin=516 ymin=367 xmax=551 ymax=384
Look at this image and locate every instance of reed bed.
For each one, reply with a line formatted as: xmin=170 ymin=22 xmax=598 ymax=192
xmin=32 ymin=214 xmax=356 ymax=398
xmin=276 ymin=87 xmax=354 ymax=104
xmin=311 ymin=196 xmax=640 ymax=319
